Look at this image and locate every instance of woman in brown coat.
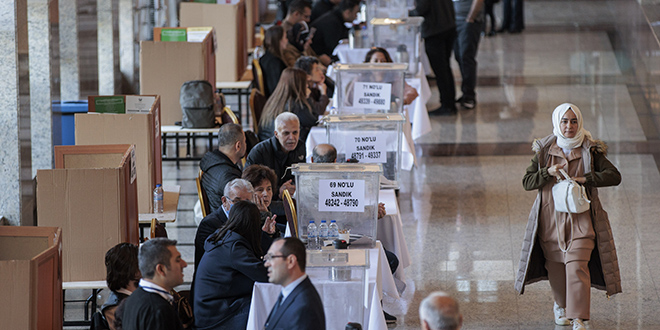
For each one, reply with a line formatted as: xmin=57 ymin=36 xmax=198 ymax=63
xmin=516 ymin=103 xmax=622 ymax=330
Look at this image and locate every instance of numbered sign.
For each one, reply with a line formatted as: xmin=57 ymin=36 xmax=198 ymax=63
xmin=318 ymin=179 xmax=366 ymax=212
xmin=352 ymin=82 xmax=392 ymax=110
xmin=345 ymin=132 xmax=387 ymax=163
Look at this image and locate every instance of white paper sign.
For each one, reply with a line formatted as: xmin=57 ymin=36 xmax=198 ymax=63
xmin=345 ymin=132 xmax=387 ymax=163
xmin=318 ymin=179 xmax=365 ymax=213
xmin=125 ymin=96 xmax=156 ymax=114
xmin=352 ymin=82 xmax=392 ymax=110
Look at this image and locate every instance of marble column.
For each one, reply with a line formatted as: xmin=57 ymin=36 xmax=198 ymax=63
xmin=29 ymin=0 xmax=59 ymax=176
xmin=97 ymin=0 xmax=118 ymax=95
xmin=119 ymin=0 xmax=136 ymax=93
xmin=0 ymin=0 xmax=33 ymax=226
xmin=59 ymin=0 xmax=80 ymax=101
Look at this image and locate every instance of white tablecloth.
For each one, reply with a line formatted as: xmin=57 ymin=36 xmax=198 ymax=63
xmin=378 ymin=189 xmax=411 ymax=281
xmin=246 ymin=242 xmax=397 ymax=330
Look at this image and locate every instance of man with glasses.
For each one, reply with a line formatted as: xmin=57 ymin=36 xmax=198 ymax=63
xmin=263 ymin=238 xmax=325 ymax=330
xmin=282 ymin=0 xmax=312 ymax=34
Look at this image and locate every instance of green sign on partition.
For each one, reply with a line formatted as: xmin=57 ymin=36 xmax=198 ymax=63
xmin=94 ymin=96 xmax=125 ymax=114
xmin=161 ymin=29 xmax=187 ymax=42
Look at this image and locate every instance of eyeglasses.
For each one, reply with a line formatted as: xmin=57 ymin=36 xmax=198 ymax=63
xmin=263 ymin=254 xmax=288 ymax=262
xmin=224 ymin=196 xmax=240 ymax=204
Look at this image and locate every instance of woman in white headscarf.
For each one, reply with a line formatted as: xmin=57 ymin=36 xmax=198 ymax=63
xmin=515 ymin=103 xmax=622 ymax=330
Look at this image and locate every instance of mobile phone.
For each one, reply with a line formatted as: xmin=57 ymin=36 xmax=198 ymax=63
xmin=306 ymin=27 xmax=317 ymax=41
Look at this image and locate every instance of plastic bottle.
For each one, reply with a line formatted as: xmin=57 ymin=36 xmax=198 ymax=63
xmin=395 ymin=44 xmax=410 ymax=65
xmin=307 ymin=221 xmax=318 ymax=250
xmin=153 ymin=184 xmax=164 ymax=213
xmin=329 ymin=220 xmax=339 ymax=238
xmin=319 ymin=220 xmax=329 ymax=241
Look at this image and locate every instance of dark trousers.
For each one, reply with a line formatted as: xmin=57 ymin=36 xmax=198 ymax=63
xmin=484 ymin=0 xmax=496 ymax=33
xmin=384 ymin=249 xmax=399 ymax=274
xmin=424 ymin=29 xmax=457 ymax=110
xmin=501 ymin=0 xmax=524 ymax=32
xmin=454 ymin=20 xmax=483 ymax=100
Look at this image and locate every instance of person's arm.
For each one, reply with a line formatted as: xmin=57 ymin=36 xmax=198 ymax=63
xmin=522 ymin=153 xmax=553 ymax=191
xmin=466 ymin=0 xmax=486 ymax=22
xmin=584 ymin=151 xmax=621 ymax=187
xmin=103 ymin=306 xmax=117 ymax=330
xmin=409 ymin=0 xmax=431 ymax=16
xmin=231 ymin=241 xmax=269 ymax=282
xmin=293 ymin=103 xmax=320 ymax=128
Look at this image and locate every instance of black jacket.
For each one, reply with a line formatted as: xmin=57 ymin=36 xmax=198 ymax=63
xmin=121 ymin=287 xmax=183 ymax=330
xmin=311 ymin=0 xmax=335 ymax=23
xmin=409 ymin=0 xmax=456 ymax=38
xmin=260 ymin=51 xmax=287 ymax=98
xmin=258 ymin=101 xmax=319 ymax=143
xmin=311 ymin=9 xmax=348 ymax=60
xmin=264 ymin=277 xmax=326 ymax=330
xmin=200 ymin=150 xmax=242 ymax=212
xmin=245 ymin=136 xmax=306 ymax=198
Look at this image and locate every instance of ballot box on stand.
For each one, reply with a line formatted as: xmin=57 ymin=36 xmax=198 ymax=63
xmin=370 ymin=17 xmax=424 ymax=76
xmin=324 ymin=114 xmax=404 ymax=188
xmin=291 ymin=163 xmax=382 ymax=247
xmin=306 ymin=249 xmax=369 ymax=330
xmin=333 ymin=63 xmax=408 ymax=114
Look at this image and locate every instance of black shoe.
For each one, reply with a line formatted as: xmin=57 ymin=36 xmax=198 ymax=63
xmin=486 ymin=30 xmax=496 ymax=37
xmin=461 ymin=98 xmax=476 ymax=109
xmin=384 ymin=311 xmax=397 ymax=324
xmin=428 ymin=106 xmax=457 ymax=116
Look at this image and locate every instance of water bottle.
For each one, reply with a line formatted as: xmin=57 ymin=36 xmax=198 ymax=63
xmin=329 ymin=220 xmax=339 ymax=238
xmin=395 ymin=44 xmax=410 ymax=65
xmin=307 ymin=221 xmax=318 ymax=250
xmin=319 ymin=220 xmax=329 ymax=241
xmin=153 ymin=184 xmax=164 ymax=213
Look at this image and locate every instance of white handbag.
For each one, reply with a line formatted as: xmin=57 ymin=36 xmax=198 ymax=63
xmin=552 ymin=169 xmax=591 ymax=253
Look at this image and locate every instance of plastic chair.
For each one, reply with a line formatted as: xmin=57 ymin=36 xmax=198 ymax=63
xmin=282 ymin=190 xmax=298 ymax=237
xmin=196 ymin=169 xmax=211 ymax=218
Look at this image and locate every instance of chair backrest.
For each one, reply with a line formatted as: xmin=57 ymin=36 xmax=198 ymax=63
xmin=150 ymin=218 xmax=168 ymax=240
xmin=252 ymin=58 xmax=265 ymax=95
xmin=282 ymin=190 xmax=298 ymax=237
xmin=196 ymin=169 xmax=211 ymax=218
xmin=220 ymin=106 xmax=239 ymax=125
xmin=249 ymin=88 xmax=267 ymax=133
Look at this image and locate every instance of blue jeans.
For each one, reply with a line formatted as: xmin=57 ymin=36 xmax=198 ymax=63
xmin=454 ymin=20 xmax=484 ymax=100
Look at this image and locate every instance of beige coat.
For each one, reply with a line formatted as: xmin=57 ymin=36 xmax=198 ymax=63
xmin=515 ymin=134 xmax=622 ymax=296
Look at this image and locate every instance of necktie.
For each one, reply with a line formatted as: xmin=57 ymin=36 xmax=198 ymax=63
xmin=266 ymin=292 xmax=284 ymax=327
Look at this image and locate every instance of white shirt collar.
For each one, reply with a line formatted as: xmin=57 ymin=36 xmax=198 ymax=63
xmin=139 ymin=279 xmax=173 ymax=304
xmin=280 ymin=274 xmax=307 ymax=303
xmin=117 ymin=287 xmax=133 ymax=296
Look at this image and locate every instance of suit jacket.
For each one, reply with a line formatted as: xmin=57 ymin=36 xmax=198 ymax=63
xmin=265 ymin=277 xmax=326 ymax=330
xmin=245 ymin=136 xmax=306 ymax=200
xmin=199 ymin=150 xmax=242 ymax=213
xmin=121 ymin=287 xmax=183 ymax=330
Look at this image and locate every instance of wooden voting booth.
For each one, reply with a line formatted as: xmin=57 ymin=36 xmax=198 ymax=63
xmin=0 ymin=226 xmax=63 ymax=330
xmin=76 ymin=95 xmax=163 ymax=214
xmin=37 ymin=144 xmax=139 ymax=282
xmin=140 ymin=27 xmax=216 ymax=125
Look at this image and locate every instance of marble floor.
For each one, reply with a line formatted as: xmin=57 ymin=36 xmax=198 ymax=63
xmin=63 ymin=0 xmax=660 ymax=329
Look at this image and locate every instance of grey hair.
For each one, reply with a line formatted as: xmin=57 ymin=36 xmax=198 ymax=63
xmin=138 ymin=238 xmax=178 ymax=279
xmin=275 ymin=112 xmax=300 ymax=133
xmin=223 ymin=178 xmax=254 ymax=198
xmin=419 ymin=291 xmax=461 ymax=330
xmin=312 ymin=144 xmax=337 ymax=163
xmin=217 ymin=123 xmax=244 ymax=148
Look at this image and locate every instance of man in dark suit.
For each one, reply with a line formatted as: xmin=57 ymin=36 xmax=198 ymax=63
xmin=263 ymin=237 xmax=325 ymax=330
xmin=121 ymin=238 xmax=188 ymax=330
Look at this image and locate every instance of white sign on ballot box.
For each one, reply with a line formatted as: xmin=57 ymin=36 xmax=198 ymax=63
xmin=346 ymin=132 xmax=388 ymax=163
xmin=352 ymin=82 xmax=392 ymax=110
xmin=318 ymin=179 xmax=366 ymax=212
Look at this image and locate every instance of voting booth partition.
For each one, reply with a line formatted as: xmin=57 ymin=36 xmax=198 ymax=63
xmin=306 ymin=249 xmax=369 ymax=329
xmin=76 ymin=95 xmax=162 ymax=214
xmin=324 ymin=114 xmax=404 ymax=189
xmin=37 ymin=144 xmax=139 ymax=282
xmin=333 ymin=63 xmax=408 ymax=115
xmin=0 ymin=226 xmax=63 ymax=330
xmin=291 ymin=163 xmax=382 ymax=247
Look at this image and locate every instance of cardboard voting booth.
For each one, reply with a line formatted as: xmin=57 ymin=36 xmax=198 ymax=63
xmin=291 ymin=163 xmax=382 ymax=247
xmin=0 ymin=226 xmax=62 ymax=330
xmin=140 ymin=27 xmax=215 ymax=125
xmin=76 ymin=95 xmax=162 ymax=214
xmin=37 ymin=144 xmax=139 ymax=282
xmin=180 ymin=1 xmax=248 ymax=82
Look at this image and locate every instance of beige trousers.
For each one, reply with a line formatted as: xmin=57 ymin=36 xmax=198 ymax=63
xmin=545 ymin=259 xmax=591 ymax=320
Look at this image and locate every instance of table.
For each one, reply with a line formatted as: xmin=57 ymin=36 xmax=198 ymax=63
xmin=62 ymin=280 xmax=108 ymax=327
xmin=138 ymin=185 xmax=180 ymax=238
xmin=378 ymin=189 xmax=411 ymax=280
xmin=216 ymin=80 xmax=252 ymax=127
xmin=246 ymin=242 xmax=397 ymax=330
xmin=161 ymin=125 xmax=218 ymax=168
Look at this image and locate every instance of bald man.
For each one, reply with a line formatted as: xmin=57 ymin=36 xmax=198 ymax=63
xmin=419 ymin=291 xmax=463 ymax=330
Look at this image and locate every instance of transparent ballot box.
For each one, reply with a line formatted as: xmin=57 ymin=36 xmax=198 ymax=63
xmin=291 ymin=163 xmax=382 ymax=247
xmin=307 ymin=249 xmax=369 ymax=330
xmin=334 ymin=63 xmax=408 ymax=114
xmin=365 ymin=0 xmax=410 ymax=20
xmin=324 ymin=114 xmax=404 ymax=188
xmin=371 ymin=17 xmax=424 ymax=76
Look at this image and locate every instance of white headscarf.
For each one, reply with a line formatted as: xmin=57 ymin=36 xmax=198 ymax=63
xmin=552 ymin=103 xmax=592 ymax=150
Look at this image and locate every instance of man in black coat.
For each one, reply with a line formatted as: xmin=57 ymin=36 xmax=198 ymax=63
xmin=199 ymin=123 xmax=247 ymax=212
xmin=311 ymin=0 xmax=361 ymax=66
xmin=245 ymin=113 xmax=306 ymax=201
xmin=263 ymin=238 xmax=325 ymax=330
xmin=121 ymin=239 xmax=188 ymax=330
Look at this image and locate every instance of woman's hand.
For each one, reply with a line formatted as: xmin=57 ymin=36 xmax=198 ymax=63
xmin=547 ymin=164 xmax=566 ymax=177
xmin=572 ymin=176 xmax=586 ymax=184
xmin=253 ymin=193 xmax=268 ymax=212
xmin=262 ymin=214 xmax=277 ymax=234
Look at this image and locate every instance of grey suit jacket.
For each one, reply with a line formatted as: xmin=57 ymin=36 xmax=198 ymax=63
xmin=264 ymin=277 xmax=326 ymax=330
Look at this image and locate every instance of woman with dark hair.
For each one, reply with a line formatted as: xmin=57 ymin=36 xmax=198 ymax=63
xmin=193 ymin=201 xmax=274 ymax=330
xmin=258 ymin=68 xmax=318 ymax=142
xmin=242 ymin=164 xmax=277 ymax=221
xmin=259 ymin=25 xmax=288 ymax=98
xmin=282 ymin=22 xmax=316 ymax=67
xmin=101 ymin=243 xmax=140 ymax=330
xmin=363 ymin=47 xmax=419 ymax=106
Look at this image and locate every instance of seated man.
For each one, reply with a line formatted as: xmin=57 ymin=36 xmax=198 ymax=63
xmin=419 ymin=291 xmax=463 ymax=330
xmin=246 ymin=112 xmax=306 ymax=201
xmin=263 ymin=237 xmax=325 ymax=330
xmin=199 ymin=123 xmax=246 ymax=212
xmin=121 ymin=238 xmax=188 ymax=330
xmin=311 ymin=0 xmax=361 ymax=66
xmin=281 ymin=0 xmax=312 ymax=34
